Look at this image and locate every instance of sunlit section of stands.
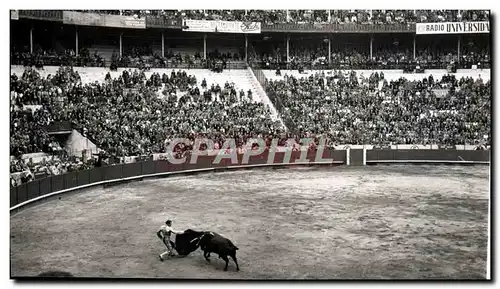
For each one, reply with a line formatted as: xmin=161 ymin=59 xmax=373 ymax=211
xmin=11 ymin=67 xmax=255 ymax=99
xmin=10 ymin=67 xmax=279 ymax=118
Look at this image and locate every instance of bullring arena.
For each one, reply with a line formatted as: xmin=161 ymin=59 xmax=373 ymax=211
xmin=11 ymin=164 xmax=489 ymax=279
xmin=10 ymin=9 xmax=491 ymax=280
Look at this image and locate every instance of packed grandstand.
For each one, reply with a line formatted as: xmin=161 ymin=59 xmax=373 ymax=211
xmin=10 ymin=9 xmax=490 ymax=186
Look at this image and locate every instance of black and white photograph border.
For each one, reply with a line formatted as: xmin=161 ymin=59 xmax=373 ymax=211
xmin=2 ymin=0 xmax=497 ymax=287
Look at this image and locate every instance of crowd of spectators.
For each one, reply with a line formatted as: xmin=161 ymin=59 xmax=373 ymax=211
xmin=11 ymin=46 xmax=106 ymax=68
xmin=9 ymin=10 xmax=491 ymax=185
xmin=10 ymin=155 xmax=96 ymax=186
xmin=265 ymin=71 xmax=490 ymax=146
xmin=11 ymin=44 xmax=244 ymax=70
xmin=13 ymin=42 xmax=489 ymax=72
xmin=10 ymin=64 xmax=491 ymax=183
xmin=250 ymin=40 xmax=490 ymax=70
xmin=71 ymin=9 xmax=489 ymax=25
xmin=10 ymin=65 xmax=284 ymax=184
xmin=118 ymin=47 xmax=244 ymax=70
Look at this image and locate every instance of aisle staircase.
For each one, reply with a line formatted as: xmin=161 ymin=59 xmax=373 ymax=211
xmin=245 ymin=67 xmax=283 ymax=126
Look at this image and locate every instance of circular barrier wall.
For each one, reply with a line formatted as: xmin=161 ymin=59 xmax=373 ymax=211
xmin=10 ymin=149 xmax=490 ymax=211
xmin=10 ymin=165 xmax=489 ymax=279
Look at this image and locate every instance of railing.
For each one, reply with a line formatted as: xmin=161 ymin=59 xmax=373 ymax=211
xmin=10 ymin=55 xmax=107 ymax=68
xmin=14 ymin=11 xmax=491 ymax=36
xmin=10 ymin=148 xmax=489 ymax=211
xmin=249 ymin=66 xmax=297 ymax=132
xmin=10 ymin=55 xmax=248 ymax=70
xmin=14 ymin=11 xmax=416 ymax=33
xmin=262 ymin=22 xmax=415 ymax=33
xmin=250 ymin=60 xmax=491 ymax=71
xmin=117 ymin=60 xmax=248 ymax=70
xmin=12 ymin=54 xmax=490 ymax=71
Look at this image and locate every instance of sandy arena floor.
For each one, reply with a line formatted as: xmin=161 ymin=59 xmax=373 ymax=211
xmin=10 ymin=165 xmax=490 ymax=279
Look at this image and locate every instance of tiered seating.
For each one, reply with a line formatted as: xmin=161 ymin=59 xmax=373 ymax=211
xmin=263 ymin=69 xmax=491 ymax=82
xmin=10 ymin=66 xmax=286 ymax=157
xmin=11 ymin=67 xmax=263 ymax=98
xmin=264 ymin=69 xmax=491 ymax=146
xmin=10 ymin=66 xmax=282 ymax=122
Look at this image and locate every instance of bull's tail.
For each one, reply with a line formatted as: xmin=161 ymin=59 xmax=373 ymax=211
xmin=228 ymin=240 xmax=239 ymax=251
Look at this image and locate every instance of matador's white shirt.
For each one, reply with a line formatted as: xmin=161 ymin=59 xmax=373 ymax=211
xmin=159 ymin=225 xmax=183 ymax=239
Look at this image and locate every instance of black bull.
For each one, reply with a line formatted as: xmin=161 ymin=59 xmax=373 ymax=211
xmin=171 ymin=229 xmax=240 ymax=271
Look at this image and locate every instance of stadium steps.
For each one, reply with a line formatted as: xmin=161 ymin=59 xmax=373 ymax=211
xmin=246 ymin=67 xmax=284 ymax=127
xmin=65 ymin=129 xmax=101 ymax=157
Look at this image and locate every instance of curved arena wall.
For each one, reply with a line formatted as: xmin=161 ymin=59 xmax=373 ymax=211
xmin=10 ymin=149 xmax=490 ymax=212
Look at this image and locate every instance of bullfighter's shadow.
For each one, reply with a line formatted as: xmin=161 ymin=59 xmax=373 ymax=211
xmin=192 ymin=252 xmax=238 ymax=272
xmin=171 ymin=247 xmax=237 ymax=271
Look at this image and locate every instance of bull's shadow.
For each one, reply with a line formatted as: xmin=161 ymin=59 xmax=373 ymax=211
xmin=173 ymin=229 xmax=240 ymax=272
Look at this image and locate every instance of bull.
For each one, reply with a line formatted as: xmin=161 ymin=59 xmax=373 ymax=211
xmin=198 ymin=231 xmax=240 ymax=272
xmin=172 ymin=229 xmax=240 ymax=271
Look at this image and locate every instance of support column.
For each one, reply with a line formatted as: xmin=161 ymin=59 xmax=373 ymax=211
xmin=30 ymin=27 xmax=33 ymax=53
xmin=327 ymin=10 xmax=331 ymax=22
xmin=203 ymin=34 xmax=207 ymax=59
xmin=369 ymin=35 xmax=373 ymax=60
xmin=161 ymin=32 xmax=165 ymax=58
xmin=328 ymin=36 xmax=331 ymax=64
xmin=245 ymin=34 xmax=248 ymax=62
xmin=119 ymin=32 xmax=123 ymax=58
xmin=457 ymin=36 xmax=461 ymax=63
xmin=75 ymin=28 xmax=79 ymax=56
xmin=286 ymin=34 xmax=290 ymax=63
xmin=413 ymin=35 xmax=416 ymax=60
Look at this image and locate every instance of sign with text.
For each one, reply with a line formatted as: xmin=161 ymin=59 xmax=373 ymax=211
xmin=10 ymin=10 xmax=19 ymax=20
xmin=416 ymin=21 xmax=489 ymax=34
xmin=182 ymin=19 xmax=261 ymax=34
xmin=106 ymin=15 xmax=146 ymax=29
xmin=63 ymin=11 xmax=104 ymax=27
xmin=63 ymin=11 xmax=146 ymax=29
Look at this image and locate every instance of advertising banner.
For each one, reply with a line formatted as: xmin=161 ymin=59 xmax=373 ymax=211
xmin=416 ymin=21 xmax=489 ymax=35
xmin=182 ymin=19 xmax=261 ymax=33
xmin=10 ymin=10 xmax=19 ymax=20
xmin=63 ymin=11 xmax=105 ymax=27
xmin=63 ymin=11 xmax=146 ymax=29
xmin=105 ymin=15 xmax=146 ymax=29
